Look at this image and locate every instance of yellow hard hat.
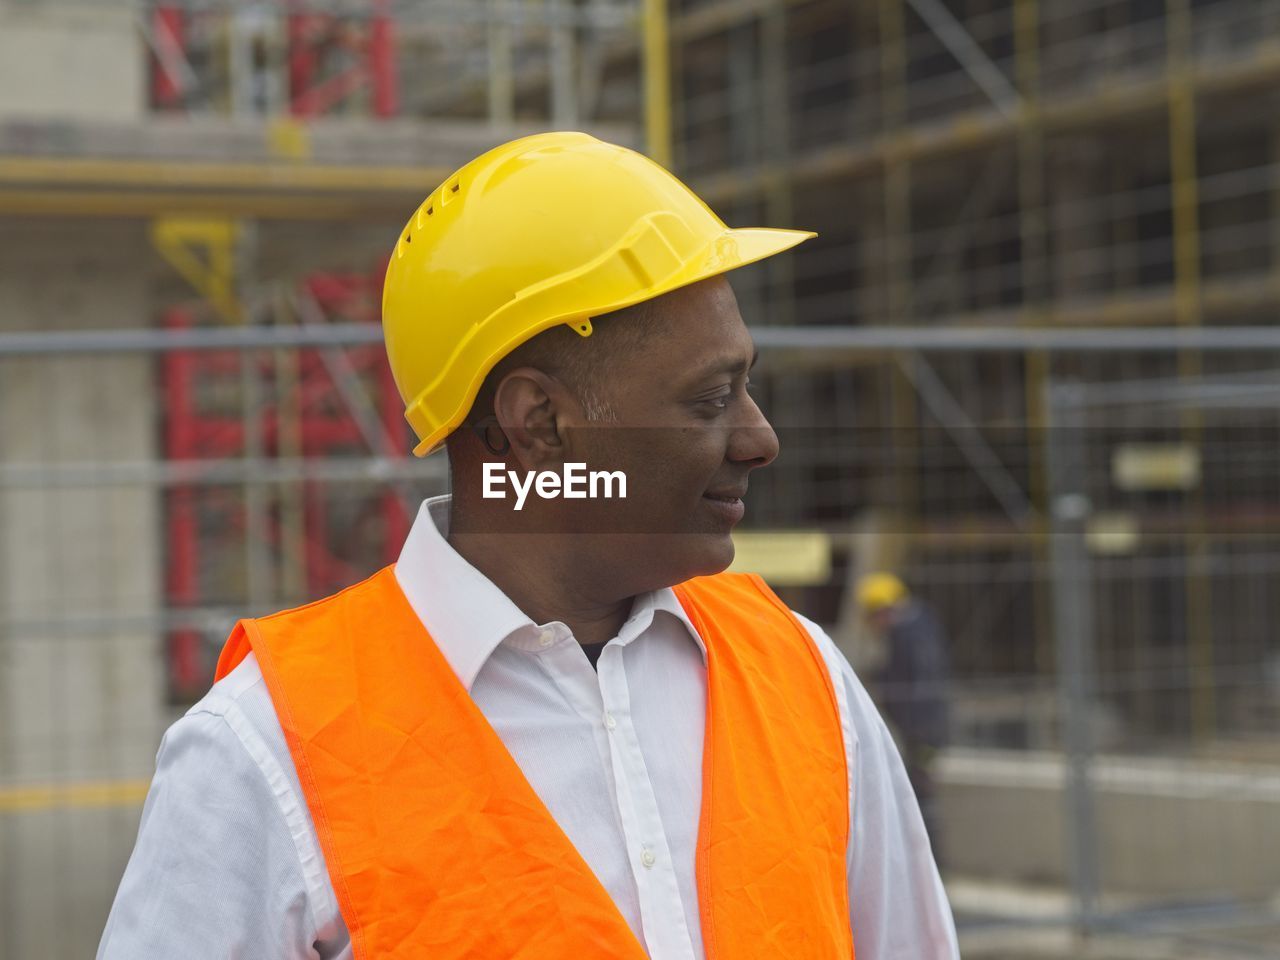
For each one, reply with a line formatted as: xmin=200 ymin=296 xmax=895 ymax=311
xmin=382 ymin=131 xmax=816 ymax=457
xmin=856 ymin=573 xmax=908 ymax=612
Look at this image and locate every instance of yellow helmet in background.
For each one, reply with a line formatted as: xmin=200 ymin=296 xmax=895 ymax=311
xmin=382 ymin=131 xmax=816 ymax=457
xmin=856 ymin=572 xmax=909 ymax=613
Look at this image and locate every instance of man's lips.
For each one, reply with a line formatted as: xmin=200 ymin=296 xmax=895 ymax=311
xmin=701 ymin=489 xmax=747 ymax=524
xmin=703 ymin=488 xmax=746 ymax=502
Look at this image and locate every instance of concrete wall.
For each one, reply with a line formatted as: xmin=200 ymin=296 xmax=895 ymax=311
xmin=0 ymin=220 xmax=162 ymax=960
xmin=0 ymin=4 xmax=142 ymax=122
xmin=941 ymin=748 xmax=1280 ymax=901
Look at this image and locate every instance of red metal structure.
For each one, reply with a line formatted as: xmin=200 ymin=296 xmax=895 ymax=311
xmin=149 ymin=5 xmax=186 ymax=110
xmin=148 ymin=0 xmax=404 ymax=700
xmin=161 ymin=267 xmax=410 ymax=701
xmin=149 ymin=1 xmax=399 ymax=117
xmin=287 ymin=0 xmax=399 ymax=118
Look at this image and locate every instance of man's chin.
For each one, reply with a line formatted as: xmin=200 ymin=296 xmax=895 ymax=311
xmin=670 ymin=531 xmax=736 ymax=580
xmin=587 ymin=530 xmax=735 ymax=587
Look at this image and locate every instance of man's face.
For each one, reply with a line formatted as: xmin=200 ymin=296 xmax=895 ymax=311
xmin=563 ymin=276 xmax=780 ymax=588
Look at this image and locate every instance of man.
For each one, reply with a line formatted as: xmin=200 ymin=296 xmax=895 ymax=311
xmin=858 ymin=572 xmax=953 ymax=866
xmin=99 ymin=133 xmax=958 ymax=958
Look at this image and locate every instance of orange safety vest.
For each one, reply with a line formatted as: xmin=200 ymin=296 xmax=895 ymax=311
xmin=215 ymin=566 xmax=853 ymax=959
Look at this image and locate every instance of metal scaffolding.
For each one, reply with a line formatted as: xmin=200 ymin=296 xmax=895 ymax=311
xmin=663 ymin=3 xmax=1280 ymax=948
xmin=4 ymin=2 xmax=1280 ymax=957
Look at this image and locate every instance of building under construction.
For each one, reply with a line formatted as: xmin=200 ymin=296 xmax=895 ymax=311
xmin=2 ymin=1 xmax=1279 ymax=956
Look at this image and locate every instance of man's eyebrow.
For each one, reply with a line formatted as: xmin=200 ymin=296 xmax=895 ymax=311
xmin=692 ymin=346 xmax=759 ymax=380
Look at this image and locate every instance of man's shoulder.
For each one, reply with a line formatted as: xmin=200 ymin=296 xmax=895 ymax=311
xmin=177 ymin=651 xmax=293 ymax=773
xmin=788 ymin=609 xmax=858 ymax=682
xmin=212 ymin=567 xmax=400 ymax=688
xmin=192 ymin=648 xmax=269 ymax=717
xmin=253 ymin=565 xmax=398 ymax=629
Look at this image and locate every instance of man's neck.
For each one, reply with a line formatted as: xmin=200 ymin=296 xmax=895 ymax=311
xmin=445 ymin=525 xmax=633 ymax=648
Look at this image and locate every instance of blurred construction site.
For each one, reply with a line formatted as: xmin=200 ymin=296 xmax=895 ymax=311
xmin=2 ymin=0 xmax=1280 ymax=957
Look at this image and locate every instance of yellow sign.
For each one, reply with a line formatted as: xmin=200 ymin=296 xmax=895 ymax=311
xmin=727 ymin=530 xmax=832 ymax=586
xmin=1112 ymin=443 xmax=1201 ymax=491
xmin=1086 ymin=512 xmax=1140 ymax=555
xmin=267 ymin=118 xmax=312 ymax=162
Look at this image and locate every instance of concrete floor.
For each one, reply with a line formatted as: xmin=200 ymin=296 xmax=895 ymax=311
xmin=951 ymin=877 xmax=1280 ymax=959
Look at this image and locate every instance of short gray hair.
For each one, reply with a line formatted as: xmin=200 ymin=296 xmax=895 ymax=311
xmin=579 ymin=385 xmax=619 ymax=423
xmin=463 ymin=296 xmax=665 ymax=427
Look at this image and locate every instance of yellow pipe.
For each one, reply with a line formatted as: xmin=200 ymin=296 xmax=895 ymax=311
xmin=878 ymin=0 xmax=919 ymax=539
xmin=674 ymin=0 xmax=787 ymax=43
xmin=0 ymin=778 xmax=150 ymax=814
xmin=1014 ymin=0 xmax=1054 ymax=678
xmin=1167 ymin=0 xmax=1214 ymax=744
xmin=643 ymin=0 xmax=672 ymax=168
xmin=0 ymin=156 xmax=448 ymax=193
xmin=692 ymin=49 xmax=1280 ymax=206
xmin=487 ymin=0 xmax=515 ymax=126
xmin=0 ymin=189 xmax=411 ymax=220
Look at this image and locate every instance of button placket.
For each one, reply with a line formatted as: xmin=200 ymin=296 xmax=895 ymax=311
xmin=597 ymin=650 xmax=698 ymax=960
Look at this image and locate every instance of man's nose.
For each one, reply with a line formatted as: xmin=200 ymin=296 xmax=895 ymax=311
xmin=728 ymin=397 xmax=780 ymax=469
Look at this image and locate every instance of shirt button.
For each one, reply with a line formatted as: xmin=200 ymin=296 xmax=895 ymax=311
xmin=537 ymin=628 xmax=555 ymax=648
xmin=640 ymin=847 xmax=656 ymax=868
xmin=604 ymin=712 xmax=617 ymax=730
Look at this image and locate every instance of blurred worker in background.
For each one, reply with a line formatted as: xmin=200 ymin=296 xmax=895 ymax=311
xmin=858 ymin=571 xmax=953 ymax=867
xmin=99 ymin=133 xmax=958 ymax=959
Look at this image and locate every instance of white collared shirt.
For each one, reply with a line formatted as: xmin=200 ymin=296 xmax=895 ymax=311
xmin=98 ymin=495 xmax=959 ymax=959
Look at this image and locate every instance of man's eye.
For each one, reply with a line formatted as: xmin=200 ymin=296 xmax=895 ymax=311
xmin=704 ymin=380 xmax=756 ymax=410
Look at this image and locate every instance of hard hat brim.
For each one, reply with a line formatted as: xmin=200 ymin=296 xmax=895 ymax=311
xmin=680 ymin=226 xmax=817 ymax=288
xmin=542 ymin=225 xmax=820 ymax=330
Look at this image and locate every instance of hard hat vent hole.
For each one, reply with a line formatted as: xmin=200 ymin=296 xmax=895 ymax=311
xmin=404 ymin=234 xmax=411 ymax=243
xmin=451 ymin=182 xmax=460 ymax=193
xmin=427 ymin=206 xmax=433 ymax=216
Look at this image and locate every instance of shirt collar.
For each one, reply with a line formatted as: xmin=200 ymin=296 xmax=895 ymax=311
xmin=393 ymin=494 xmax=704 ymax=691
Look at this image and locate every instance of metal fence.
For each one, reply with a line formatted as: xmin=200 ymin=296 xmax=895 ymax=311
xmin=5 ymin=0 xmax=1280 ymax=952
xmin=2 ymin=318 xmax=1279 ymax=956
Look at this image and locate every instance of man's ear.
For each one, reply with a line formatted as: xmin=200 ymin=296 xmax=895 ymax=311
xmin=491 ymin=367 xmax=568 ymax=471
